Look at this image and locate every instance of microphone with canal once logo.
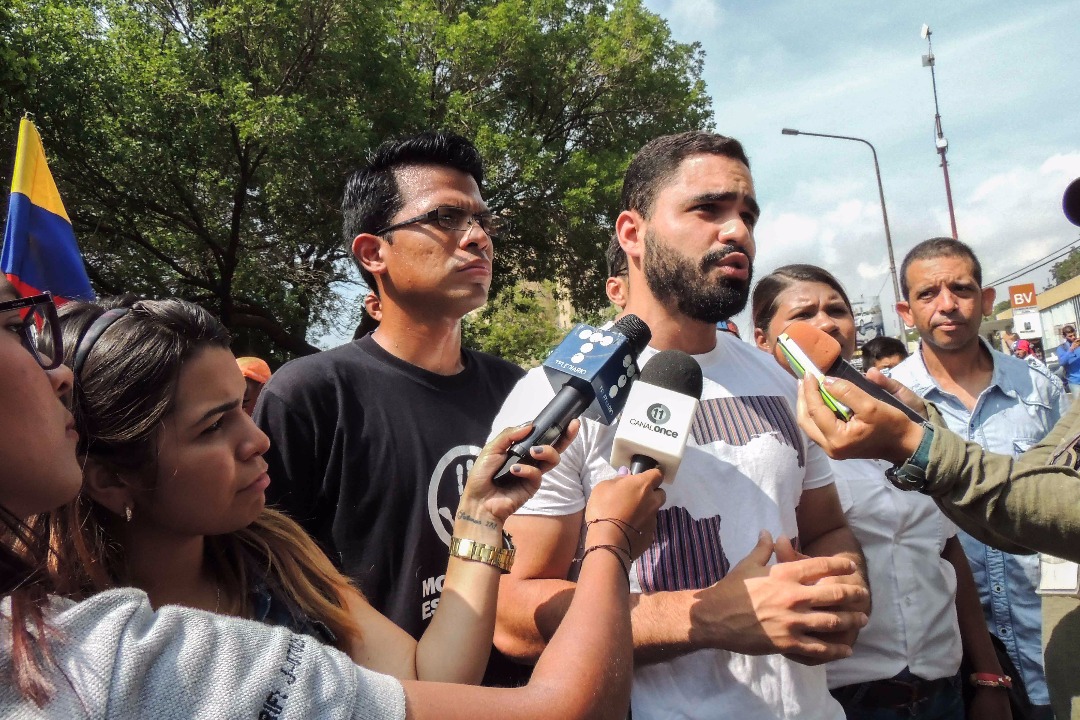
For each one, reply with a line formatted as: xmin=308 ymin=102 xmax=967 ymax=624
xmin=609 ymin=349 xmax=703 ymax=482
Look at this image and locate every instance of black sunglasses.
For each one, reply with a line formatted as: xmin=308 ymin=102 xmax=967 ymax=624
xmin=375 ymin=205 xmax=509 ymax=238
xmin=0 ymin=291 xmax=64 ymax=370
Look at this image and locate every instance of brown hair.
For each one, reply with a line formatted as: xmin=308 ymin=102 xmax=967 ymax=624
xmin=751 ymin=264 xmax=853 ymax=334
xmin=899 ymin=237 xmax=982 ymax=299
xmin=48 ymin=297 xmax=361 ymax=649
xmin=621 ymin=131 xmax=751 ymax=217
xmin=2 ymin=508 xmax=64 ymax=707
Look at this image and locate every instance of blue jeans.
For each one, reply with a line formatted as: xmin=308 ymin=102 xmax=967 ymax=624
xmin=832 ymin=672 xmax=963 ymax=720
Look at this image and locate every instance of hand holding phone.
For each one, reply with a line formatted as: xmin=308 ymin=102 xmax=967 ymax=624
xmin=775 ymin=333 xmax=853 ymax=421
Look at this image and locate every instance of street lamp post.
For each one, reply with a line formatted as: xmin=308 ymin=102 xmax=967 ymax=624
xmin=781 ymin=128 xmax=907 ymax=341
xmin=921 ymin=24 xmax=959 ymax=239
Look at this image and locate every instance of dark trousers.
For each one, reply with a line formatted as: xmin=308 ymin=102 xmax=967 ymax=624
xmin=831 ymin=669 xmax=964 ymax=720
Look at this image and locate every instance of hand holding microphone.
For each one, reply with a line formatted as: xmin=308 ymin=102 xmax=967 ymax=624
xmin=492 ymin=314 xmax=651 ymax=484
xmin=465 ymin=420 xmax=581 ymax=525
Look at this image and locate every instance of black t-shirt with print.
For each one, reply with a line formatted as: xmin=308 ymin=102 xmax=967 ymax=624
xmin=255 ymin=334 xmax=524 ymax=641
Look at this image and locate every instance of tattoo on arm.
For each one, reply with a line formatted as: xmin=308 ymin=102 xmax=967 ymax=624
xmin=456 ymin=510 xmax=498 ymax=530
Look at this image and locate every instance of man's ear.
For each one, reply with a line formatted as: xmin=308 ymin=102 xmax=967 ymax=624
xmin=363 ymin=291 xmax=383 ymax=321
xmin=615 ymin=210 xmax=646 ymax=262
xmin=896 ymin=300 xmax=914 ymax=329
xmin=82 ymin=458 xmax=137 ymax=521
xmin=981 ymin=286 xmax=996 ymax=317
xmin=352 ymin=234 xmax=387 ymax=279
xmin=605 ymin=277 xmax=628 ymax=309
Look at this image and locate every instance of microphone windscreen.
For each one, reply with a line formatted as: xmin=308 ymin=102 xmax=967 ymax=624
xmin=1064 ymin=178 xmax=1080 ymax=227
xmin=772 ymin=321 xmax=841 ymax=376
xmin=639 ymin=349 xmax=704 ymax=398
xmin=613 ymin=314 xmax=652 ymax=354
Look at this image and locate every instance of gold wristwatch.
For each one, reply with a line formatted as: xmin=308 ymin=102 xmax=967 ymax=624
xmin=449 ymin=533 xmax=516 ymax=573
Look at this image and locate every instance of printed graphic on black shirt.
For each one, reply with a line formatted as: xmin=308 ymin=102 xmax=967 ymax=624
xmin=421 ymin=443 xmax=482 ymax=621
xmin=426 ymin=443 xmax=482 ymax=546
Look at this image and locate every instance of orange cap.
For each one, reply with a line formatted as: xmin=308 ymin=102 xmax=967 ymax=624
xmin=236 ymin=356 xmax=272 ymax=384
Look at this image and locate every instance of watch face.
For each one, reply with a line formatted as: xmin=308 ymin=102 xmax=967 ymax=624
xmin=886 ymin=464 xmax=926 ymax=492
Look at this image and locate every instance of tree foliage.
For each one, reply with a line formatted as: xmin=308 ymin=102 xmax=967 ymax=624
xmin=1 ymin=0 xmax=711 ymax=361
xmin=462 ymin=280 xmax=566 ymax=366
xmin=1051 ymin=246 xmax=1080 ymax=288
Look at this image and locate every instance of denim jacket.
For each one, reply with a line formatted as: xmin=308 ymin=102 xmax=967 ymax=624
xmin=890 ymin=341 xmax=1068 ymax=705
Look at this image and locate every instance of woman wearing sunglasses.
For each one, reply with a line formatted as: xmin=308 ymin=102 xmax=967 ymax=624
xmin=1 ymin=281 xmax=664 ymax=718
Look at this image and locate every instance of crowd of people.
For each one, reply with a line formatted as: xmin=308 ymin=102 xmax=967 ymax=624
xmin=2 ymin=128 xmax=1079 ymax=720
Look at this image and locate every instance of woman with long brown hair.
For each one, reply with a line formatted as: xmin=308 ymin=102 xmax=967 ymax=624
xmin=47 ymin=294 xmax=595 ymax=682
xmin=1 ymin=281 xmax=664 ymax=717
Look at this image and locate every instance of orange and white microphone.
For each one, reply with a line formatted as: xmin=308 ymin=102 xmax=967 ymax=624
xmin=773 ymin=321 xmax=925 ymax=423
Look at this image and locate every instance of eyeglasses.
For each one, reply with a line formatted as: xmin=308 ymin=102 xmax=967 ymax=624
xmin=0 ymin=292 xmax=63 ymax=370
xmin=375 ymin=206 xmax=509 ymax=238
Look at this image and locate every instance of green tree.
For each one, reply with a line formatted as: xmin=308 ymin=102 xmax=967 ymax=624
xmin=399 ymin=0 xmax=712 ymax=315
xmin=3 ymin=0 xmax=415 ymax=362
xmin=1 ymin=0 xmax=711 ymax=360
xmin=992 ymin=299 xmax=1011 ymax=317
xmin=1051 ymin=246 xmax=1080 ymax=287
xmin=462 ymin=280 xmax=565 ymax=366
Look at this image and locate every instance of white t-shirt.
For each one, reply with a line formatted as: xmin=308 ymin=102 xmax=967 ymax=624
xmin=825 ymin=457 xmax=963 ymax=688
xmin=493 ymin=332 xmax=842 ymax=720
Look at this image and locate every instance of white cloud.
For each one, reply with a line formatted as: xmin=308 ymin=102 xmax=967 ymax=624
xmin=651 ymin=0 xmax=724 ymax=34
xmin=958 ymin=154 xmax=1080 ymax=289
xmin=857 ymin=260 xmax=891 ymax=280
xmin=1040 ymin=153 xmax=1080 ymax=182
xmin=732 ymin=148 xmax=1080 ymax=338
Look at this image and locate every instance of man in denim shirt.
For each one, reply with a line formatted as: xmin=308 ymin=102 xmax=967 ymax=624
xmin=890 ymin=238 xmax=1066 ymax=719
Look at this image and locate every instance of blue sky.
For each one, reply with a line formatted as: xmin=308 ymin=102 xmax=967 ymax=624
xmin=317 ymin=0 xmax=1080 ymax=346
xmin=642 ymin=0 xmax=1080 ymax=337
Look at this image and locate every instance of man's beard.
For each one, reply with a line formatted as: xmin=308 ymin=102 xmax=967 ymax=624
xmin=642 ymin=228 xmax=752 ymax=323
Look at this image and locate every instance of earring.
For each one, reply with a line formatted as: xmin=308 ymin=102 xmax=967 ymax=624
xmin=124 ymin=505 xmax=133 ymax=523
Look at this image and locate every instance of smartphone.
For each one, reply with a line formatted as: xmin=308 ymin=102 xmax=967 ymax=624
xmin=776 ymin=332 xmax=853 ymax=421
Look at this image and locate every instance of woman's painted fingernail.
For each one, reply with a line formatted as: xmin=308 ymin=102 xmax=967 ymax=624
xmin=617 ymin=466 xmax=630 ymax=476
xmin=511 ymin=464 xmax=522 ymax=474
xmin=530 ymin=446 xmax=544 ymax=456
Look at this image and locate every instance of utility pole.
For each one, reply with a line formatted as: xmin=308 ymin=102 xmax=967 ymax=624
xmin=921 ymin=24 xmax=958 ymax=239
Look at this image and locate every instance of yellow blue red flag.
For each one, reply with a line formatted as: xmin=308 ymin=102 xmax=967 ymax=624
xmin=2 ymin=117 xmax=94 ymax=303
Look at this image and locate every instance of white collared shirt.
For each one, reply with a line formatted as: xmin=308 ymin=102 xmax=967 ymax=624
xmin=825 ymin=458 xmax=963 ymax=686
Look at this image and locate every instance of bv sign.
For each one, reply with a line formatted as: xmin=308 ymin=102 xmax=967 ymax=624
xmin=1009 ymin=283 xmax=1037 ymax=309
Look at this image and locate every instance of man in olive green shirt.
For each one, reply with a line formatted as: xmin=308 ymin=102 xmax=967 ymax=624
xmin=795 ymin=371 xmax=1080 ymax=561
xmin=796 ymin=372 xmax=1080 ymax=720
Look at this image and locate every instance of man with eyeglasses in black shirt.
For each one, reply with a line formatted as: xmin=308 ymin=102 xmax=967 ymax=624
xmin=255 ymin=131 xmax=526 ymax=683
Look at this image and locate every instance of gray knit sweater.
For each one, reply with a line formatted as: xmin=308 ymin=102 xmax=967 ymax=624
xmin=1 ymin=588 xmax=406 ymax=719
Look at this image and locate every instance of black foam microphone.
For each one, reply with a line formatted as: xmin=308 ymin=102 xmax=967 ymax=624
xmin=492 ymin=314 xmax=651 ymax=484
xmin=610 ymin=350 xmax=703 ymax=479
xmin=1064 ymin=177 xmax=1080 ymax=227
